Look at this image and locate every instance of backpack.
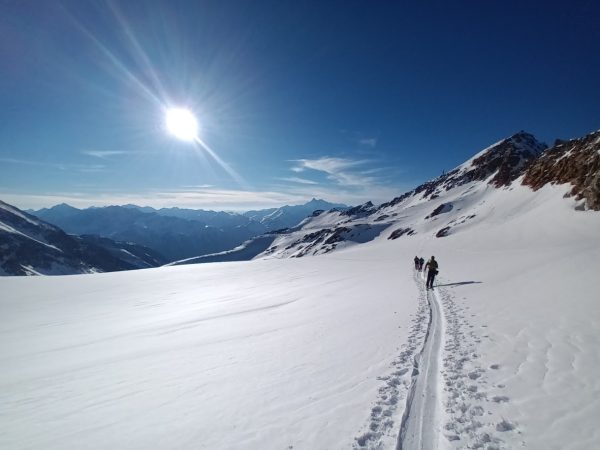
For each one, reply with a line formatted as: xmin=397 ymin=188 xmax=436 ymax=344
xmin=429 ymin=259 xmax=438 ymax=272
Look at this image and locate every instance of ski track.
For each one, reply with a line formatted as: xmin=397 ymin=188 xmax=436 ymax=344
xmin=356 ymin=269 xmax=521 ymax=449
xmin=396 ymin=271 xmax=444 ymax=450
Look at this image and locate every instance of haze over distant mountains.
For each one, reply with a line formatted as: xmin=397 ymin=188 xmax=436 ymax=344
xmin=24 ymin=199 xmax=346 ymax=264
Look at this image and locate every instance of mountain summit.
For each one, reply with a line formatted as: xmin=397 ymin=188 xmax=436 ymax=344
xmin=412 ymin=131 xmax=547 ymax=201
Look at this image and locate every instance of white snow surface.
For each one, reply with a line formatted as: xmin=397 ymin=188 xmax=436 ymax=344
xmin=1 ymin=179 xmax=600 ymax=449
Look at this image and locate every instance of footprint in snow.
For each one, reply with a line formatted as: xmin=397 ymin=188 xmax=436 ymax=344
xmin=496 ymin=419 xmax=516 ymax=432
xmin=470 ymin=405 xmax=485 ymax=416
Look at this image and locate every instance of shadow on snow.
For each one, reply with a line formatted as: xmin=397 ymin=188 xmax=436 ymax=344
xmin=435 ymin=281 xmax=483 ymax=287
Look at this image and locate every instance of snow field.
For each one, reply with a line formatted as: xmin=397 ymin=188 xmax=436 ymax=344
xmin=0 ymin=256 xmax=421 ymax=450
xmin=2 ymin=177 xmax=600 ymax=449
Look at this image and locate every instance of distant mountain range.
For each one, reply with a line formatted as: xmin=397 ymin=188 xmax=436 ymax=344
xmin=242 ymin=198 xmax=347 ymax=230
xmin=18 ymin=199 xmax=345 ymax=268
xmin=0 ymin=200 xmax=164 ymax=276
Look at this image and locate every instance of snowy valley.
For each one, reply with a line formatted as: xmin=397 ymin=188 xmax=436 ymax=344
xmin=1 ymin=130 xmax=600 ymax=449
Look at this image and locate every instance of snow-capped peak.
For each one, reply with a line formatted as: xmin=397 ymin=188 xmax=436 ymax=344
xmin=451 ymin=131 xmax=546 ymax=184
xmin=407 ymin=131 xmax=547 ymax=202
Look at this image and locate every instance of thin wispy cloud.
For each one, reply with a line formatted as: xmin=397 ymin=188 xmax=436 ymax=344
xmin=359 ymin=138 xmax=377 ymax=148
xmin=293 ymin=157 xmax=366 ymax=174
xmin=179 ymin=184 xmax=214 ymax=189
xmin=77 ymin=165 xmax=106 ymax=173
xmin=82 ymin=150 xmax=129 ymax=159
xmin=277 ymin=177 xmax=318 ymax=185
xmin=291 ymin=157 xmax=373 ymax=187
xmin=0 ymin=157 xmax=105 ymax=172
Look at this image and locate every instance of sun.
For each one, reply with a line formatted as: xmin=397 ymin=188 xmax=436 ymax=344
xmin=165 ymin=107 xmax=198 ymax=141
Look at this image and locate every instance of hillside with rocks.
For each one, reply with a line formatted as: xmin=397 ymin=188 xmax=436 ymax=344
xmin=202 ymin=129 xmax=596 ymax=262
xmin=0 ymin=201 xmax=159 ymax=275
xmin=523 ymin=130 xmax=600 ymax=210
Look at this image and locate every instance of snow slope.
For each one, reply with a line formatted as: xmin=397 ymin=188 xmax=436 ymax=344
xmin=2 ymin=180 xmax=599 ymax=449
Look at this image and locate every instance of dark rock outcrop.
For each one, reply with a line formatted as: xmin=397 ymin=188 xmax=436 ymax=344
xmin=522 ymin=130 xmax=600 ymax=210
xmin=341 ymin=201 xmax=375 ymax=218
xmin=436 ymin=227 xmax=452 ymax=238
xmin=425 ymin=203 xmax=453 ymax=219
xmin=375 ymin=131 xmax=547 ymax=211
xmin=388 ymin=228 xmax=415 ymax=240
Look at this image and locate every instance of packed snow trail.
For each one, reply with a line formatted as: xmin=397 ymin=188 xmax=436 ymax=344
xmin=397 ymin=274 xmax=444 ymax=450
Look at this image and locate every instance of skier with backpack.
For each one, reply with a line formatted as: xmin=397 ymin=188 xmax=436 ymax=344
xmin=425 ymin=256 xmax=439 ymax=289
xmin=414 ymin=256 xmax=420 ymax=270
xmin=419 ymin=257 xmax=425 ymax=271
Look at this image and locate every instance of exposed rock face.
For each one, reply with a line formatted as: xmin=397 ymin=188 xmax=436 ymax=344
xmin=470 ymin=131 xmax=547 ymax=188
xmin=522 ymin=130 xmax=600 ymax=210
xmin=385 ymin=132 xmax=547 ymax=203
xmin=284 ymin=227 xmax=351 ymax=257
xmin=341 ymin=201 xmax=375 ymax=218
xmin=388 ymin=228 xmax=415 ymax=240
xmin=436 ymin=227 xmax=451 ymax=238
xmin=425 ymin=203 xmax=453 ymax=219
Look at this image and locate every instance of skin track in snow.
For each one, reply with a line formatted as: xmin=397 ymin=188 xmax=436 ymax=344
xmin=397 ymin=272 xmax=444 ymax=450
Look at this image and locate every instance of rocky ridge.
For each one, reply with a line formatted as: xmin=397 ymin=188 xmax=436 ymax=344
xmin=254 ymin=129 xmax=599 ymax=259
xmin=523 ymin=130 xmax=600 ymax=210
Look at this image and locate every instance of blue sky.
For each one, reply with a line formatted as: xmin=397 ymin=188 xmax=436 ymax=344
xmin=1 ymin=0 xmax=599 ymax=210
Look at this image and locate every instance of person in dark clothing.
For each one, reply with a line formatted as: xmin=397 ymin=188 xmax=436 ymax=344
xmin=418 ymin=257 xmax=425 ymax=271
xmin=425 ymin=256 xmax=438 ymax=289
xmin=414 ymin=256 xmax=419 ymax=270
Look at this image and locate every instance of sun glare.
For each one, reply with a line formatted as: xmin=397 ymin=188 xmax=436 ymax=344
xmin=165 ymin=107 xmax=198 ymax=141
